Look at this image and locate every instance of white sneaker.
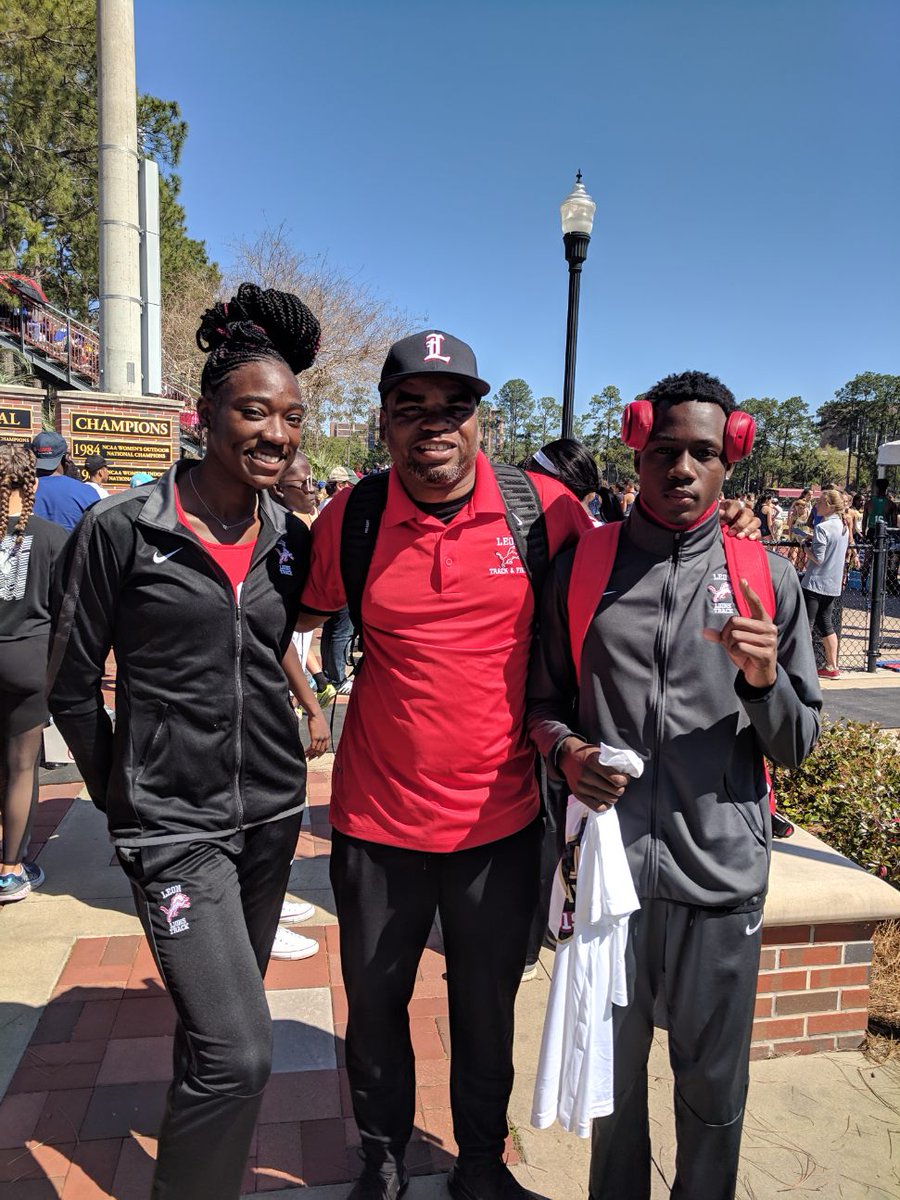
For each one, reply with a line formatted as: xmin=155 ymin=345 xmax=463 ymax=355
xmin=280 ymin=898 xmax=316 ymax=924
xmin=270 ymin=927 xmax=320 ymax=960
xmin=336 ymin=678 xmax=353 ymax=695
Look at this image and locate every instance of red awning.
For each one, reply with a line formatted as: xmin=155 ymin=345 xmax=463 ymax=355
xmin=0 ymin=273 xmax=50 ymax=305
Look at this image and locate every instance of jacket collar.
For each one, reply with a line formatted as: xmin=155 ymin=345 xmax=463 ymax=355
xmin=137 ymin=461 xmax=287 ymax=562
xmin=382 ymin=450 xmax=503 ymax=528
xmin=626 ymin=497 xmax=722 ymax=559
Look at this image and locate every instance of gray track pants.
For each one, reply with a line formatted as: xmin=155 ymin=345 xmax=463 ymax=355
xmin=589 ymin=897 xmax=763 ymax=1200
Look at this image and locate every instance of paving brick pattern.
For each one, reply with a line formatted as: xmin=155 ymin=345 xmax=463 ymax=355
xmin=0 ymin=768 xmax=519 ymax=1197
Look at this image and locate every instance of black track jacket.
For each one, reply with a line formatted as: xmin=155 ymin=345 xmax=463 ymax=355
xmin=49 ymin=462 xmax=310 ymax=846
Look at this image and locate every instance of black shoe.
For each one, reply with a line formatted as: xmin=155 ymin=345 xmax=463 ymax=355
xmin=347 ymin=1157 xmax=409 ymax=1200
xmin=447 ymin=1160 xmax=544 ymax=1200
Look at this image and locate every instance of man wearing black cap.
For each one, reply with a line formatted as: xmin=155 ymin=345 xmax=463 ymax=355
xmin=83 ymin=455 xmax=110 ymax=499
xmin=31 ymin=433 xmax=99 ymax=532
xmin=297 ymin=331 xmax=591 ymax=1200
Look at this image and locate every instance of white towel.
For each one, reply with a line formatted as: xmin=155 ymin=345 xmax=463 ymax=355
xmin=531 ymin=746 xmax=642 ymax=1137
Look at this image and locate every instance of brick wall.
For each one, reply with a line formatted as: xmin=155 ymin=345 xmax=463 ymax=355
xmin=751 ymin=921 xmax=874 ymax=1059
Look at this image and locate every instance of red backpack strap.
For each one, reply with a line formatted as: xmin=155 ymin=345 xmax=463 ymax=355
xmin=567 ymin=523 xmax=623 ymax=685
xmin=720 ymin=527 xmax=776 ymax=619
xmin=721 ymin=528 xmax=780 ymax=814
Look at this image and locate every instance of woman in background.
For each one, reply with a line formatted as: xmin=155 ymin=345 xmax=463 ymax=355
xmin=524 ymin=439 xmax=624 ymax=526
xmin=801 ymin=488 xmax=850 ymax=679
xmin=0 ymin=445 xmax=67 ymax=901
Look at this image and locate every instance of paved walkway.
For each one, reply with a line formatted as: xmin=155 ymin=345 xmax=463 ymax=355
xmin=1 ymin=713 xmax=899 ymax=1198
xmin=814 ymin=666 xmax=900 ymax=728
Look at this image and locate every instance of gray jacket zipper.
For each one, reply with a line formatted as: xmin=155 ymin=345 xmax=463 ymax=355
xmin=647 ymin=532 xmax=682 ymax=893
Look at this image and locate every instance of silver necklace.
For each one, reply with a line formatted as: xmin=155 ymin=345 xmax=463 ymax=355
xmin=189 ymin=472 xmax=257 ymax=532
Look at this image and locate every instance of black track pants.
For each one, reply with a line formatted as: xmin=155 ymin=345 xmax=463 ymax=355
xmin=589 ymin=898 xmax=763 ymax=1200
xmin=330 ymin=817 xmax=542 ymax=1166
xmin=117 ymin=813 xmax=303 ymax=1200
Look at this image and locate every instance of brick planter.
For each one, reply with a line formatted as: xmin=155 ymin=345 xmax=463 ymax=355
xmin=752 ymin=920 xmax=875 ymax=1058
xmin=753 ymin=826 xmax=899 ymax=1060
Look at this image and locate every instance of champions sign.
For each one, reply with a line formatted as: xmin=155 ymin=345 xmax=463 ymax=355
xmin=0 ymin=406 xmax=33 ymax=442
xmin=70 ymin=413 xmax=172 ymax=439
xmin=64 ymin=404 xmax=178 ymax=490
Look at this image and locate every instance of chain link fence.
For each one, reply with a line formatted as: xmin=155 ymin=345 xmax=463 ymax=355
xmin=763 ymin=521 xmax=900 ymax=672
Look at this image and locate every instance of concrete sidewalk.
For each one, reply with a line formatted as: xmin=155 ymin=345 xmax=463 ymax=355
xmin=2 ymin=732 xmax=899 ymax=1197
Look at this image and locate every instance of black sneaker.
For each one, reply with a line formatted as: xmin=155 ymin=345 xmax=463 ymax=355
xmin=448 ymin=1160 xmax=544 ymax=1200
xmin=347 ymin=1157 xmax=409 ymax=1200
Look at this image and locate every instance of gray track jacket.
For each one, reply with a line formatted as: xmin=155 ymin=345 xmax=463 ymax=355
xmin=527 ymin=505 xmax=821 ymax=908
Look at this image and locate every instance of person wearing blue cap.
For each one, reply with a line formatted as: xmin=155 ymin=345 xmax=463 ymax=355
xmin=31 ymin=432 xmax=99 ymax=531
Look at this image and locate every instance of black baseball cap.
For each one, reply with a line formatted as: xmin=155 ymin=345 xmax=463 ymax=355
xmin=30 ymin=431 xmax=68 ymax=471
xmin=84 ymin=455 xmax=108 ymax=474
xmin=378 ymin=330 xmax=490 ymax=399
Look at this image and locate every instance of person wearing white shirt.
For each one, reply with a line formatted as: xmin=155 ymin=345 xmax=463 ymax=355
xmin=84 ymin=455 xmax=110 ymax=499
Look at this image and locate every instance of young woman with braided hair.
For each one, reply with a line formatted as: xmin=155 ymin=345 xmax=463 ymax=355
xmin=50 ymin=283 xmax=323 ymax=1200
xmin=0 ymin=444 xmax=68 ymax=901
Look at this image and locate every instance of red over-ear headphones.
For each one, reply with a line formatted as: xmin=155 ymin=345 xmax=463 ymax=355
xmin=620 ymin=400 xmax=755 ymax=464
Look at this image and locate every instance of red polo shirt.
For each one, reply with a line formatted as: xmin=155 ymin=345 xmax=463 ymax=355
xmin=301 ymin=453 xmax=591 ymax=852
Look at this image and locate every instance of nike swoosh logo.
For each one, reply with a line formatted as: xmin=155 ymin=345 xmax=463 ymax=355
xmin=152 ymin=549 xmax=181 ymax=564
xmin=745 ymin=915 xmax=763 ymax=935
xmin=602 ymin=590 xmax=617 ymax=596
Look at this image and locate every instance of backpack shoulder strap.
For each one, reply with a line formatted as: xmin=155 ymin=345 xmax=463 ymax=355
xmin=567 ymin=522 xmax=623 ymax=685
xmin=340 ymin=472 xmax=390 ymax=635
xmin=721 ymin=527 xmax=783 ymax=819
xmin=491 ymin=463 xmax=550 ymax=596
xmin=721 ymin=528 xmax=776 ymax=619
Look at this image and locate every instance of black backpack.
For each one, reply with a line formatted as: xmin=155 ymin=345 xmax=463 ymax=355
xmin=339 ymin=463 xmax=551 ymax=639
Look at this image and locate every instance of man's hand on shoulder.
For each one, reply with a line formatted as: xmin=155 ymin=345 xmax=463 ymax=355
xmin=719 ymin=498 xmax=761 ymax=540
xmin=703 ymin=579 xmax=778 ymax=688
xmin=557 ymin=737 xmax=630 ymax=812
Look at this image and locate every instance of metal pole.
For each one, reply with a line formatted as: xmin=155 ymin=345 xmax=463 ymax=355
xmin=866 ymin=517 xmax=888 ymax=672
xmin=97 ymin=0 xmax=142 ymax=395
xmin=561 ymin=231 xmax=590 ymax=440
xmin=138 ymin=158 xmax=162 ymax=394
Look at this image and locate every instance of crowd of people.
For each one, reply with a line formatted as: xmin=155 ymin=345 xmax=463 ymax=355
xmin=0 ymin=282 xmax=895 ymax=1200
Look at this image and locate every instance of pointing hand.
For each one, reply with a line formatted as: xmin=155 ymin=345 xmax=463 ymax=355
xmin=703 ymin=579 xmax=777 ymax=688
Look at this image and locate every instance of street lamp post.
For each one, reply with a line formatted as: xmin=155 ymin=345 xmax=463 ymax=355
xmin=559 ymin=172 xmax=596 ymax=439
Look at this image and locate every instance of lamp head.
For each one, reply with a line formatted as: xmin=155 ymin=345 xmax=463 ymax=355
xmin=560 ymin=171 xmax=597 ymax=236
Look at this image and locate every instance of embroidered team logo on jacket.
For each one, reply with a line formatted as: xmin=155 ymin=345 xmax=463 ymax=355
xmin=160 ymin=885 xmax=192 ymax=934
xmin=276 ymin=538 xmax=294 ymax=576
xmin=706 ymin=572 xmax=736 ymax=615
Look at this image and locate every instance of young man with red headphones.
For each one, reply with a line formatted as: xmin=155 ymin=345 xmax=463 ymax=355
xmin=527 ymin=371 xmax=822 ymax=1200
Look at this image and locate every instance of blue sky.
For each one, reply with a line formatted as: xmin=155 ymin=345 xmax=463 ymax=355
xmin=135 ymin=0 xmax=899 ymax=418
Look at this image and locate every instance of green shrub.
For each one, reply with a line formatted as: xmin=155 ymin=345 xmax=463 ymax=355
xmin=769 ymin=719 xmax=900 ymax=887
